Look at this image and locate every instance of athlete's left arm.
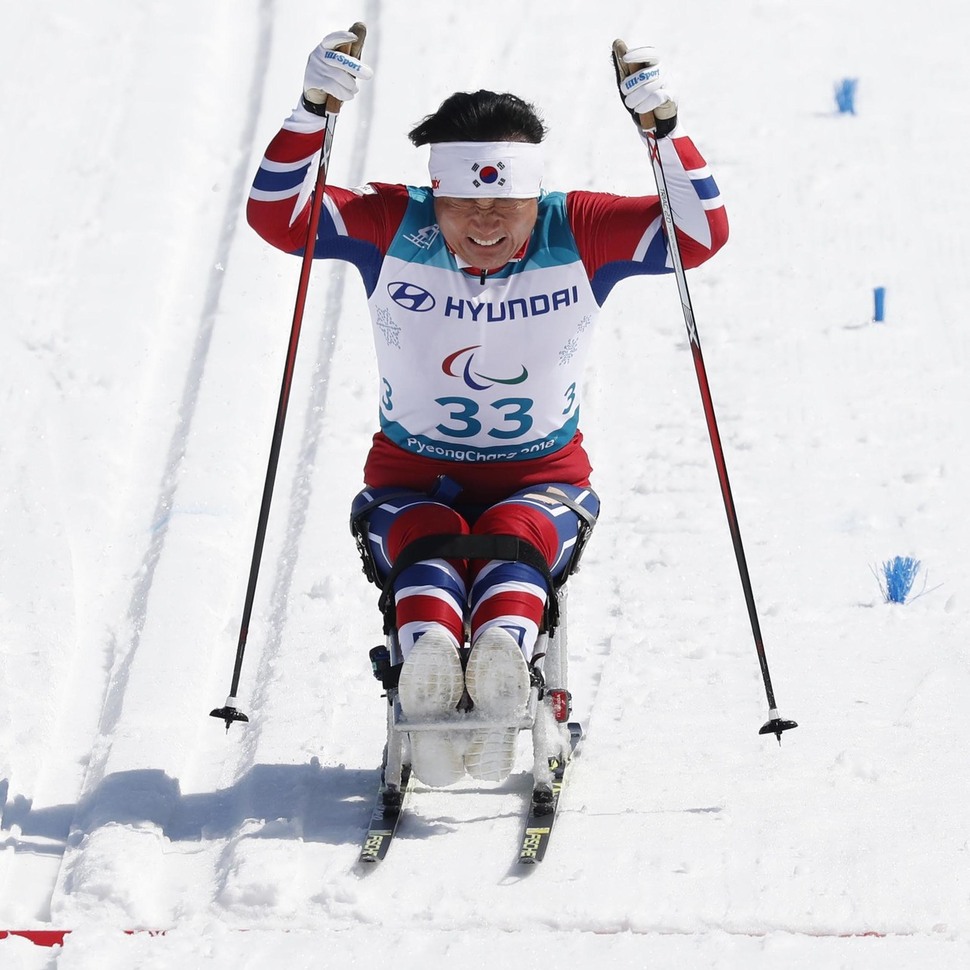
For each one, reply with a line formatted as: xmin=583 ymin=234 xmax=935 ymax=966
xmin=567 ymin=128 xmax=729 ymax=303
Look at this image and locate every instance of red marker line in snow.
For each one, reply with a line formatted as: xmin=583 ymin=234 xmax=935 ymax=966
xmin=2 ymin=928 xmax=907 ymax=948
xmin=0 ymin=929 xmax=168 ymax=946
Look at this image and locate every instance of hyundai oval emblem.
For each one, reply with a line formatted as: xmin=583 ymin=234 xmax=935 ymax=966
xmin=387 ymin=281 xmax=436 ymax=312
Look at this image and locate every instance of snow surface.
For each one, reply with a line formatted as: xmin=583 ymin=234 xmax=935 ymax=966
xmin=2 ymin=0 xmax=970 ymax=966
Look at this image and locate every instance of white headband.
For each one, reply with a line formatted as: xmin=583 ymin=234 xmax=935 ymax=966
xmin=428 ymin=141 xmax=544 ymax=199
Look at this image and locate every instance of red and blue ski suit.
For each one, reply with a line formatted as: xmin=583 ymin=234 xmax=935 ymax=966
xmin=247 ymin=117 xmax=728 ymax=656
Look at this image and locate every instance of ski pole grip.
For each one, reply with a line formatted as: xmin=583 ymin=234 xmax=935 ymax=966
xmin=325 ymin=22 xmax=368 ymax=114
xmin=612 ymin=38 xmax=657 ymax=131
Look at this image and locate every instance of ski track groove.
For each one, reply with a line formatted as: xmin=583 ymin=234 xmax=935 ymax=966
xmin=0 ymin=0 xmax=159 ymax=927
xmin=232 ymin=1 xmax=382 ymax=768
xmin=29 ymin=0 xmax=279 ymax=927
xmin=201 ymin=0 xmax=384 ymax=907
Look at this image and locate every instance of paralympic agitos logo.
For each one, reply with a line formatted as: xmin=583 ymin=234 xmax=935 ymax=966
xmin=442 ymin=345 xmax=529 ymax=391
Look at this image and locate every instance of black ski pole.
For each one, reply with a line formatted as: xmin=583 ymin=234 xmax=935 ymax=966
xmin=612 ymin=40 xmax=797 ymax=743
xmin=211 ymin=24 xmax=367 ymax=730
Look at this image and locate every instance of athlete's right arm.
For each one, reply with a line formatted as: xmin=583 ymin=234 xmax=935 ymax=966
xmin=246 ymin=33 xmax=406 ymax=271
xmin=246 ymin=113 xmax=408 ymax=261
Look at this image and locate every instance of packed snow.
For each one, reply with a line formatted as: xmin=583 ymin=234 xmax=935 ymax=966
xmin=2 ymin=0 xmax=969 ymax=966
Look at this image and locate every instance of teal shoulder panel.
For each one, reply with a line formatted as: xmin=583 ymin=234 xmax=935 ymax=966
xmin=384 ymin=187 xmax=581 ymax=272
xmin=385 ymin=186 xmax=453 ymax=267
xmin=521 ymin=192 xmax=582 ymax=270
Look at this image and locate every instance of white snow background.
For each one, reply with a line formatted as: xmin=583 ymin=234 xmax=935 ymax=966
xmin=2 ymin=0 xmax=969 ymax=966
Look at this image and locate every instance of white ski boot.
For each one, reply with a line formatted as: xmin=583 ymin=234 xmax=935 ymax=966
xmin=464 ymin=627 xmax=531 ymax=782
xmin=397 ymin=627 xmax=466 ymax=787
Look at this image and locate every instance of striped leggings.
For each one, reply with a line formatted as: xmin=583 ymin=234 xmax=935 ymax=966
xmin=351 ymin=483 xmax=599 ymax=661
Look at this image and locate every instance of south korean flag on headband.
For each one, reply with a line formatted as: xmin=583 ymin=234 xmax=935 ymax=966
xmin=471 ymin=160 xmax=507 ymax=189
xmin=428 ymin=141 xmax=544 ymax=199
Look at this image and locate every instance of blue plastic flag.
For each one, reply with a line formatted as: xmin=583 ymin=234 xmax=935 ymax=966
xmin=873 ymin=286 xmax=886 ymax=322
xmin=835 ymin=78 xmax=858 ymax=115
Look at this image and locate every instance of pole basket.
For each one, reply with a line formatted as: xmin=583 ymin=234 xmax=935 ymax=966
xmin=759 ymin=713 xmax=798 ymax=744
xmin=210 ymin=697 xmax=250 ymax=731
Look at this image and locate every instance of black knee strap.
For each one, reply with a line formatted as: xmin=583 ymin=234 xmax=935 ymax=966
xmin=377 ymin=533 xmax=560 ymax=635
xmin=349 ymin=490 xmax=424 ymax=586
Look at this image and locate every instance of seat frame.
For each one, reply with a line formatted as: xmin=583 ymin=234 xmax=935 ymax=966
xmin=373 ymin=584 xmax=576 ymax=795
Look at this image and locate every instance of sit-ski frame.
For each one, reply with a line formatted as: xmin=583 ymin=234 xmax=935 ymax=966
xmin=378 ymin=585 xmax=579 ymax=797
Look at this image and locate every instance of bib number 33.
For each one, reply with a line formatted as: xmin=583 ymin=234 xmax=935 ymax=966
xmin=435 ymin=396 xmax=534 ymax=440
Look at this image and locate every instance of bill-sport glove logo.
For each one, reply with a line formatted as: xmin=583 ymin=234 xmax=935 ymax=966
xmin=322 ymin=50 xmax=364 ymax=72
xmin=623 ymin=67 xmax=660 ymax=93
xmin=387 ymin=282 xmax=436 ymax=312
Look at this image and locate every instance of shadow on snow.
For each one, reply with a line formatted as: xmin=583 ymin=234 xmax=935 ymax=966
xmin=0 ymin=761 xmax=381 ymax=856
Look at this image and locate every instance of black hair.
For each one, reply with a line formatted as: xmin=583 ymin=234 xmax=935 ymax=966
xmin=408 ymin=90 xmax=547 ymax=146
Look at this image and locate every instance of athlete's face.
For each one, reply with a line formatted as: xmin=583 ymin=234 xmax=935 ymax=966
xmin=434 ymin=196 xmax=539 ymax=270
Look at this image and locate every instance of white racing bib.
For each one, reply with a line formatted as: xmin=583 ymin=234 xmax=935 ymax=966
xmin=368 ymin=188 xmax=597 ymax=463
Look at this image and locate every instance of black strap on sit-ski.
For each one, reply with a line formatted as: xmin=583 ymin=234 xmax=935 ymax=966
xmin=377 ymin=533 xmax=560 ymax=635
xmin=349 ymin=490 xmax=421 ymax=586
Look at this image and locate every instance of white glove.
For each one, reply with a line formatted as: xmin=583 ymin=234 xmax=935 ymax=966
xmin=619 ymin=47 xmax=677 ymax=121
xmin=303 ymin=31 xmax=373 ymax=108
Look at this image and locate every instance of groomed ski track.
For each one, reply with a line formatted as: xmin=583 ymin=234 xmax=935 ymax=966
xmin=1 ymin=0 xmax=399 ymax=933
xmin=4 ymin=1 xmax=970 ymax=967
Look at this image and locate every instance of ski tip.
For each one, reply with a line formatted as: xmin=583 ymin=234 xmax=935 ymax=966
xmin=759 ymin=717 xmax=798 ymax=744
